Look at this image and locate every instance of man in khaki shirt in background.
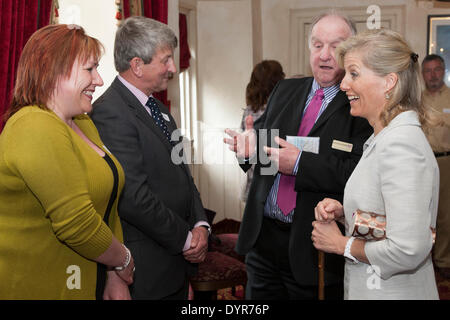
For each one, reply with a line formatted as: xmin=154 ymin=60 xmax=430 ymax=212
xmin=422 ymin=54 xmax=450 ymax=278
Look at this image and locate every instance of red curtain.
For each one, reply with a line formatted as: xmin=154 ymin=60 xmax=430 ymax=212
xmin=38 ymin=0 xmax=52 ymax=28
xmin=179 ymin=13 xmax=191 ymax=72
xmin=123 ymin=0 xmax=169 ymax=109
xmin=143 ymin=0 xmax=169 ymax=108
xmin=123 ymin=0 xmax=130 ymax=19
xmin=0 ymin=0 xmax=52 ymax=132
xmin=143 ymin=0 xmax=168 ymax=24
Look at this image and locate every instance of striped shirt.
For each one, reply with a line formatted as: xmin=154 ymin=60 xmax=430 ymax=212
xmin=263 ymin=79 xmax=341 ymax=223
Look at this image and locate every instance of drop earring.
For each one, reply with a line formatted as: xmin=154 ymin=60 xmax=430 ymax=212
xmin=385 ymin=92 xmax=391 ymax=99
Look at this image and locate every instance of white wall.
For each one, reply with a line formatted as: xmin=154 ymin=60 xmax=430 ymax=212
xmin=261 ymin=0 xmax=450 ymax=76
xmin=168 ymin=0 xmax=182 ymax=128
xmin=195 ymin=0 xmax=253 ymax=221
xmin=58 ymin=0 xmax=117 ymax=101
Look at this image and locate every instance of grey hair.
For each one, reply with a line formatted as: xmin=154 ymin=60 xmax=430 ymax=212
xmin=308 ymin=10 xmax=357 ymax=49
xmin=114 ymin=16 xmax=178 ymax=72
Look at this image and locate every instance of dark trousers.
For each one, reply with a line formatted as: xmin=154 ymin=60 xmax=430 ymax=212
xmin=245 ymin=217 xmax=343 ymax=300
xmin=131 ymin=279 xmax=189 ymax=300
xmin=160 ymin=279 xmax=189 ymax=300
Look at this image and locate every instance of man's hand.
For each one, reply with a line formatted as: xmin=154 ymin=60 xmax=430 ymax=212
xmin=224 ymin=115 xmax=257 ymax=159
xmin=263 ymin=136 xmax=300 ymax=175
xmin=183 ymin=226 xmax=208 ymax=263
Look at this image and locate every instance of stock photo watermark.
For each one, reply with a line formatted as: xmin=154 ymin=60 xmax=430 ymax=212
xmin=170 ymin=124 xmax=280 ymax=176
xmin=366 ymin=265 xmax=381 ymax=290
xmin=66 ymin=265 xmax=81 ymax=290
xmin=367 ymin=5 xmax=381 ymax=30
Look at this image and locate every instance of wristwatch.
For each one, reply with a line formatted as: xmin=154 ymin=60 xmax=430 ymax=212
xmin=344 ymin=236 xmax=358 ymax=264
xmin=200 ymin=225 xmax=211 ymax=235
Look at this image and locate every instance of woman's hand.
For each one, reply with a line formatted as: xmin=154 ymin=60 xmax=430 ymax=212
xmin=95 ymin=237 xmax=135 ymax=284
xmin=103 ymin=270 xmax=131 ymax=300
xmin=115 ymin=254 xmax=135 ymax=285
xmin=312 ymin=220 xmax=347 ymax=255
xmin=314 ymin=198 xmax=344 ymax=222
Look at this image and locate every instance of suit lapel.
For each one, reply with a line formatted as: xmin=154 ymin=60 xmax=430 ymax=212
xmin=111 ymin=78 xmax=195 ymax=179
xmin=274 ymin=78 xmax=313 ymax=139
xmin=258 ymin=79 xmax=311 ymax=185
xmin=111 ymin=78 xmax=174 ymax=152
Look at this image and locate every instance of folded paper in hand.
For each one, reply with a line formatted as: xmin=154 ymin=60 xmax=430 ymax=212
xmin=286 ymin=136 xmax=320 ymax=154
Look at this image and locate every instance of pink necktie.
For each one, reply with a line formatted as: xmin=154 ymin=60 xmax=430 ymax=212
xmin=276 ymin=88 xmax=324 ymax=215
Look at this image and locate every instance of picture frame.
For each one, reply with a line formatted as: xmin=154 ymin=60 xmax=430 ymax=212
xmin=427 ymin=15 xmax=450 ymax=86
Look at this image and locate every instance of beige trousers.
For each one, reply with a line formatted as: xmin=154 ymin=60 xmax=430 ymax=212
xmin=433 ymin=155 xmax=450 ymax=268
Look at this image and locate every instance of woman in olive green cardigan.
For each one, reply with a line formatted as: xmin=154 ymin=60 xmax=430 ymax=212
xmin=0 ymin=25 xmax=134 ymax=299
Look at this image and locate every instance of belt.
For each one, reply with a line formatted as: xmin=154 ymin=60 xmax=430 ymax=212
xmin=263 ymin=216 xmax=291 ymax=230
xmin=435 ymin=151 xmax=450 ymax=158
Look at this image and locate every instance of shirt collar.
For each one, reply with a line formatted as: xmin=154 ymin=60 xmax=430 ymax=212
xmin=424 ymin=84 xmax=448 ymax=97
xmin=117 ymin=75 xmax=152 ymax=107
xmin=310 ymin=79 xmax=341 ymax=103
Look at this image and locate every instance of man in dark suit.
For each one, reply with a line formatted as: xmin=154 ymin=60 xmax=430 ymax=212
xmin=224 ymin=12 xmax=372 ymax=299
xmin=91 ymin=16 xmax=209 ymax=300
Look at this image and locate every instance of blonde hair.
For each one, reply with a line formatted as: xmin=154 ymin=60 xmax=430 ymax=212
xmin=336 ymin=28 xmax=437 ymax=130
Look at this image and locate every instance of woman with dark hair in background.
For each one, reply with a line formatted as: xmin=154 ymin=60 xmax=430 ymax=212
xmin=240 ymin=60 xmax=285 ymax=201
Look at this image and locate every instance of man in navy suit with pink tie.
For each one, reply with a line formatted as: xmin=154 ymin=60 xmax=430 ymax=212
xmin=224 ymin=11 xmax=372 ymax=299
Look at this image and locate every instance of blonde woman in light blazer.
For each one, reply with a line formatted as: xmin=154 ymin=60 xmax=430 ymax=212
xmin=311 ymin=29 xmax=440 ymax=299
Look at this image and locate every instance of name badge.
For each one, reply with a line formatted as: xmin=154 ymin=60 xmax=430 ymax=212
xmin=161 ymin=113 xmax=170 ymax=122
xmin=332 ymin=140 xmax=353 ymax=152
xmin=443 ymin=108 xmax=450 ymax=114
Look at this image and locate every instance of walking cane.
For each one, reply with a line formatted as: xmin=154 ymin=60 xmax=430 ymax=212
xmin=318 ymin=251 xmax=325 ymax=300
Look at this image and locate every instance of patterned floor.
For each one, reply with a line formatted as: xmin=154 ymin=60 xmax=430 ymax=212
xmin=217 ymin=271 xmax=450 ymax=300
xmin=217 ymin=285 xmax=244 ymax=300
xmin=212 ymin=219 xmax=450 ymax=300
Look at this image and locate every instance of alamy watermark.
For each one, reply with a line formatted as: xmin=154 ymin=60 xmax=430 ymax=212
xmin=66 ymin=265 xmax=81 ymax=290
xmin=170 ymin=123 xmax=279 ymax=176
xmin=366 ymin=265 xmax=381 ymax=290
xmin=366 ymin=5 xmax=381 ymax=30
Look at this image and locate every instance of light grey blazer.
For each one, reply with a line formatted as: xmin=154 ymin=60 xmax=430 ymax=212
xmin=343 ymin=110 xmax=439 ymax=300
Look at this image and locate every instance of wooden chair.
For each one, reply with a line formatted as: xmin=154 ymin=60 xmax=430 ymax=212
xmin=189 ymin=251 xmax=247 ymax=300
xmin=189 ymin=211 xmax=247 ymax=300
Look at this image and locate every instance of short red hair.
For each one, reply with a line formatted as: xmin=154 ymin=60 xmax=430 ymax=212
xmin=5 ymin=24 xmax=103 ymax=122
